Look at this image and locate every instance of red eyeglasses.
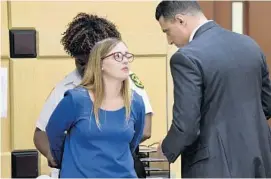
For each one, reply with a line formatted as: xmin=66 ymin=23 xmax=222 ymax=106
xmin=101 ymin=52 xmax=134 ymax=63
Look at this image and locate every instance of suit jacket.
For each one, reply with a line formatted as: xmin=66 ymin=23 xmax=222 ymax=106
xmin=162 ymin=21 xmax=271 ymax=177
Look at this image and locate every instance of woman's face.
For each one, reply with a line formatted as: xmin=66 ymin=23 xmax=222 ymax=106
xmin=101 ymin=42 xmax=134 ymax=81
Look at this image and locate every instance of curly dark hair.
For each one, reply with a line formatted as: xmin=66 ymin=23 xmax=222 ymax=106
xmin=61 ymin=13 xmax=121 ymax=76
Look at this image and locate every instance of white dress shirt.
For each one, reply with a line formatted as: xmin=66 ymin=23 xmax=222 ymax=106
xmin=189 ymin=20 xmax=213 ymax=42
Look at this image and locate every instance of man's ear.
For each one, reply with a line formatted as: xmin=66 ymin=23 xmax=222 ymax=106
xmin=174 ymin=14 xmax=186 ymax=26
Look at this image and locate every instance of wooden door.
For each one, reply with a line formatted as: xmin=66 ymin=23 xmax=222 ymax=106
xmin=199 ymin=1 xmax=232 ymax=30
xmin=244 ymin=1 xmax=271 ymax=122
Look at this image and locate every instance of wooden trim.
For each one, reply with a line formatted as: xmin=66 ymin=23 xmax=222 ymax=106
xmin=214 ymin=1 xmax=232 ymax=30
xmin=243 ymin=1 xmax=249 ymax=35
xmin=199 ymin=1 xmax=232 ymax=30
xmin=199 ymin=1 xmax=215 ymax=20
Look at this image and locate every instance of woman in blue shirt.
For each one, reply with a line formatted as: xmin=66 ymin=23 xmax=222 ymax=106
xmin=46 ymin=38 xmax=145 ymax=178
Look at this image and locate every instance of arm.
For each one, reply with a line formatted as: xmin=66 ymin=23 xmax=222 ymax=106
xmin=161 ymin=51 xmax=202 ymax=163
xmin=137 ymin=88 xmax=153 ymax=142
xmin=33 ymin=87 xmax=63 ymax=166
xmin=33 ymin=128 xmax=50 ymax=158
xmin=261 ymin=52 xmax=271 ymax=120
xmin=33 ymin=128 xmax=57 ymax=167
xmin=45 ymin=91 xmax=77 ymax=168
xmin=130 ymin=96 xmax=146 ymax=153
xmin=142 ymin=113 xmax=152 ymax=142
xmin=129 ymin=72 xmax=153 ymax=142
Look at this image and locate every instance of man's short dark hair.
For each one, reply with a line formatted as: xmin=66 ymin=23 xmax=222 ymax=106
xmin=61 ymin=13 xmax=121 ymax=76
xmin=155 ymin=0 xmax=202 ymax=21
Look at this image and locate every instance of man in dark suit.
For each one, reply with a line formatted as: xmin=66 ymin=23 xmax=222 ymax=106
xmin=155 ymin=1 xmax=271 ymax=177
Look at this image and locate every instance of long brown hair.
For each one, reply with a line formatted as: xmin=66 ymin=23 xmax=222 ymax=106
xmin=80 ymin=38 xmax=131 ymax=128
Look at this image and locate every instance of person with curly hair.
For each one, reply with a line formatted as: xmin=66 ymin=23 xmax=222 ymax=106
xmin=33 ymin=13 xmax=153 ymax=178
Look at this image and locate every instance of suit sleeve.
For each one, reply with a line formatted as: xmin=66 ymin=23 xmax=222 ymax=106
xmin=45 ymin=90 xmax=77 ymax=168
xmin=162 ymin=51 xmax=202 ymax=163
xmin=261 ymin=53 xmax=271 ymax=119
xmin=130 ymin=95 xmax=146 ymax=153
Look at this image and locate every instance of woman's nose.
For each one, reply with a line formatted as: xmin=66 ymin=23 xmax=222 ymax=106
xmin=122 ymin=57 xmax=129 ymax=64
xmin=122 ymin=60 xmax=128 ymax=65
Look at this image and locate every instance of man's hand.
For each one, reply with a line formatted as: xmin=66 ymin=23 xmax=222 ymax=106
xmin=156 ymin=140 xmax=167 ymax=161
xmin=46 ymin=150 xmax=57 ymax=168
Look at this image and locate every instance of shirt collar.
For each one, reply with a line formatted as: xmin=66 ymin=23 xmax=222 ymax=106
xmin=64 ymin=69 xmax=82 ymax=86
xmin=189 ymin=20 xmax=213 ymax=42
xmin=72 ymin=70 xmax=82 ymax=86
